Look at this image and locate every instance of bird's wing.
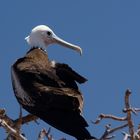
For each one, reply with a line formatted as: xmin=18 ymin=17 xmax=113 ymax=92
xmin=35 ymin=84 xmax=84 ymax=113
xmin=12 ymin=61 xmax=84 ymax=112
xmin=55 ymin=63 xmax=87 ymax=84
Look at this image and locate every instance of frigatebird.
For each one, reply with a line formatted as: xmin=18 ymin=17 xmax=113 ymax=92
xmin=11 ymin=25 xmax=96 ymax=140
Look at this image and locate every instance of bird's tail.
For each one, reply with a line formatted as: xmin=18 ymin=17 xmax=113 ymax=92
xmin=34 ymin=109 xmax=97 ymax=140
xmin=75 ymin=127 xmax=97 ymax=140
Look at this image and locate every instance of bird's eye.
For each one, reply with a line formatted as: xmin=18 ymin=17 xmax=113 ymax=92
xmin=46 ymin=31 xmax=52 ymax=36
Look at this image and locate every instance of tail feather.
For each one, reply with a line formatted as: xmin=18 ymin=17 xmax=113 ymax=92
xmin=74 ymin=127 xmax=97 ymax=140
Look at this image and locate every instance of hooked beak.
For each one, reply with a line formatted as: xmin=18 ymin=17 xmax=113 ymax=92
xmin=52 ymin=35 xmax=82 ymax=55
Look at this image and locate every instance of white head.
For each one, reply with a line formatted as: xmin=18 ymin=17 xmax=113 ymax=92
xmin=25 ymin=25 xmax=82 ymax=55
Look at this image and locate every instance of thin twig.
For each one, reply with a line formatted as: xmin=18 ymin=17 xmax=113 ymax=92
xmin=93 ymin=114 xmax=127 ymax=124
xmin=137 ymin=124 xmax=140 ymax=140
xmin=14 ymin=106 xmax=23 ymax=135
xmin=14 ymin=114 xmax=38 ymax=125
xmin=122 ymin=132 xmax=130 ymax=140
xmin=38 ymin=128 xmax=53 ymax=140
xmin=100 ymin=123 xmax=128 ymax=140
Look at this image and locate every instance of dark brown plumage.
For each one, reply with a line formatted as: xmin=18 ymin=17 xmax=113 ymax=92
xmin=11 ymin=47 xmax=95 ymax=140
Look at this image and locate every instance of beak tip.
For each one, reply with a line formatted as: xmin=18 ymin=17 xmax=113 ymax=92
xmin=78 ymin=47 xmax=82 ymax=56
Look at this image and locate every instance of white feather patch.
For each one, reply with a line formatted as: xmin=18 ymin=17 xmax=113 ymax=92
xmin=51 ymin=60 xmax=56 ymax=68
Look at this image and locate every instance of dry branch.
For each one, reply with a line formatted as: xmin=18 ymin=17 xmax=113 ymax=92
xmin=124 ymin=90 xmax=134 ymax=140
xmin=14 ymin=114 xmax=38 ymax=125
xmin=122 ymin=132 xmax=130 ymax=140
xmin=38 ymin=128 xmax=53 ymax=140
xmin=94 ymin=89 xmax=140 ymax=140
xmin=93 ymin=114 xmax=127 ymax=124
xmin=0 ymin=108 xmax=38 ymax=140
xmin=99 ymin=123 xmax=128 ymax=140
xmin=0 ymin=118 xmax=26 ymax=140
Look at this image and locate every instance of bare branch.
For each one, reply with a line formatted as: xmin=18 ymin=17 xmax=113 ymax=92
xmin=0 ymin=118 xmax=27 ymax=140
xmin=0 ymin=109 xmax=14 ymax=126
xmin=122 ymin=132 xmax=130 ymax=140
xmin=124 ymin=89 xmax=134 ymax=140
xmin=93 ymin=114 xmax=127 ymax=124
xmin=38 ymin=128 xmax=54 ymax=140
xmin=14 ymin=106 xmax=23 ymax=134
xmin=0 ymin=108 xmax=38 ymax=140
xmin=14 ymin=114 xmax=38 ymax=125
xmin=93 ymin=89 xmax=140 ymax=140
xmin=99 ymin=123 xmax=128 ymax=140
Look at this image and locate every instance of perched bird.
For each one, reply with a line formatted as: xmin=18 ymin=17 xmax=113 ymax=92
xmin=11 ymin=25 xmax=96 ymax=140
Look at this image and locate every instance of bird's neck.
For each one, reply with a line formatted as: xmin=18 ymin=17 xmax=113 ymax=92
xmin=25 ymin=47 xmax=51 ymax=68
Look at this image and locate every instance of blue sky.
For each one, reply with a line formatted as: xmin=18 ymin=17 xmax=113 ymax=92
xmin=0 ymin=0 xmax=140 ymax=139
